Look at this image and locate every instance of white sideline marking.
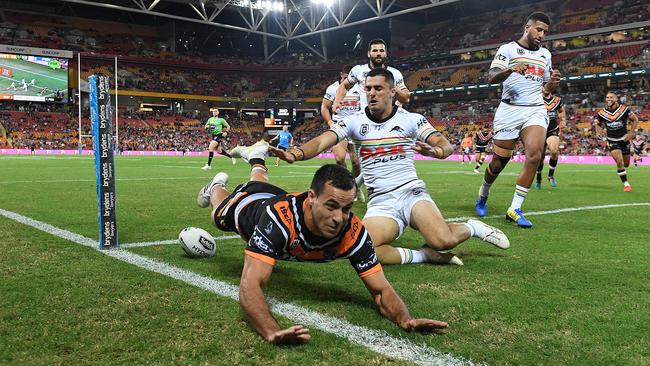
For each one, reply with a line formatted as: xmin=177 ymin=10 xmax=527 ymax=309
xmin=121 ymin=235 xmax=241 ymax=248
xmin=446 ymin=202 xmax=650 ymax=222
xmin=0 ymin=208 xmax=473 ymax=366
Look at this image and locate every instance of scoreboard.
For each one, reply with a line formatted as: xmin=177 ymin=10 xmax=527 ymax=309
xmin=264 ymin=107 xmax=294 ymax=129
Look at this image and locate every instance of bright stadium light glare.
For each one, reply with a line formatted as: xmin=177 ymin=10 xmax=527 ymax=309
xmin=273 ymin=2 xmax=284 ymax=11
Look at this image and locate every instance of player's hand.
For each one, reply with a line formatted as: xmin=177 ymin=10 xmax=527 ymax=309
xmin=624 ymin=133 xmax=633 ymax=141
xmin=222 ymin=132 xmax=228 ymax=137
xmin=510 ymin=63 xmax=529 ymax=75
xmin=413 ymin=141 xmax=442 ymax=158
xmin=269 ymin=146 xmax=296 ymax=163
xmin=549 ymin=69 xmax=562 ymax=83
xmin=401 ymin=318 xmax=449 ymax=333
xmin=325 ymin=119 xmax=335 ymax=128
xmin=332 ymin=100 xmax=341 ymax=114
xmin=267 ymin=325 xmax=311 ymax=345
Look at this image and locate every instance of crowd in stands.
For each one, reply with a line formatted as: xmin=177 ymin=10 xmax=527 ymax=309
xmin=2 ymin=88 xmax=648 ymax=156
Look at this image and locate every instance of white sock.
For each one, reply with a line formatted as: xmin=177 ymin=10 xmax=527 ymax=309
xmin=478 ymin=180 xmax=492 ymax=198
xmin=397 ymin=248 xmax=428 ymax=264
xmin=463 ymin=222 xmax=477 ymax=237
xmin=509 ymin=185 xmax=529 ymax=211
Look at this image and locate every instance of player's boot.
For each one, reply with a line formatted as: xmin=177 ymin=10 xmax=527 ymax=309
xmin=248 ymin=140 xmax=270 ymax=161
xmin=355 ymin=188 xmax=366 ymax=203
xmin=197 ymin=172 xmax=229 ymax=208
xmin=201 ymin=164 xmax=211 ymax=171
xmin=623 ymin=182 xmax=632 ymax=192
xmin=467 ymin=219 xmax=510 ymax=249
xmin=506 ymin=208 xmax=533 ymax=228
xmin=231 ymin=157 xmax=237 ymax=165
xmin=548 ymin=176 xmax=557 ymax=187
xmin=473 ymin=168 xmax=480 ymax=174
xmin=534 ymin=181 xmax=541 ymax=190
xmin=475 ymin=196 xmax=488 ymax=217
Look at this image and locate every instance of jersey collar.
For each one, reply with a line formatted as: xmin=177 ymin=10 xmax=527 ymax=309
xmin=515 ymin=40 xmax=539 ymax=51
xmin=365 ymin=105 xmax=398 ymax=123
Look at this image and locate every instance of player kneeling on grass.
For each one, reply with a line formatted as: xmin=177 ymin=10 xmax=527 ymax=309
xmin=196 ymin=144 xmax=448 ymax=344
xmin=271 ymin=68 xmax=509 ymax=267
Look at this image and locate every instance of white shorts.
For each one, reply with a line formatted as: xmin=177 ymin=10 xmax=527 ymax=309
xmin=364 ymin=179 xmax=434 ymax=237
xmin=463 ymin=147 xmax=471 ymax=154
xmin=493 ymin=102 xmax=548 ymax=140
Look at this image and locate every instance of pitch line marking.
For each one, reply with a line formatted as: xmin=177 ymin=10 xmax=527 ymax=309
xmin=445 ymin=202 xmax=650 ymax=222
xmin=121 ymin=235 xmax=241 ymax=248
xmin=0 ymin=208 xmax=473 ymax=366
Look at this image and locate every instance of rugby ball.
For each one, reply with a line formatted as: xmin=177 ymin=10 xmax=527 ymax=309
xmin=178 ymin=227 xmax=216 ymax=258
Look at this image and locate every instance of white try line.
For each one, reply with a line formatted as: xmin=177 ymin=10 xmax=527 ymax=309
xmin=0 ymin=208 xmax=473 ymax=366
xmin=121 ymin=235 xmax=242 ymax=248
xmin=445 ymin=202 xmax=650 ymax=222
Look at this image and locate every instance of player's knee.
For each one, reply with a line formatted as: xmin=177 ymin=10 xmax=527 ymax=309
xmin=426 ymin=236 xmax=457 ymax=251
xmin=526 ymin=150 xmax=543 ymax=166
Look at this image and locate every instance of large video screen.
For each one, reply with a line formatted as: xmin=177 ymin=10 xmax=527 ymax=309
xmin=0 ymin=53 xmax=68 ymax=102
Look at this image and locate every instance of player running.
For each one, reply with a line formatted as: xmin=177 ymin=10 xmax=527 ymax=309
xmin=197 ymin=157 xmax=449 ymax=344
xmin=631 ymin=134 xmax=646 ymax=168
xmin=594 ymin=92 xmax=639 ymax=191
xmin=269 ymin=126 xmax=293 ymax=166
xmin=473 ymin=127 xmax=492 ymax=173
xmin=475 ymin=12 xmax=561 ymax=228
xmin=535 ymin=91 xmax=566 ymax=189
xmin=272 ymin=68 xmax=509 ymax=266
xmin=460 ymin=134 xmax=473 ymax=164
xmin=322 ymin=64 xmax=364 ymax=201
xmin=202 ymin=108 xmax=235 ymax=170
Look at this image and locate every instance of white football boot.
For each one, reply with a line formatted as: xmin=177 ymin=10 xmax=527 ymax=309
xmin=197 ymin=172 xmax=229 ymax=208
xmin=467 ymin=219 xmax=510 ymax=249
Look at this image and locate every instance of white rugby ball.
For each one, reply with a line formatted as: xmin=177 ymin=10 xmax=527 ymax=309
xmin=178 ymin=227 xmax=216 ymax=258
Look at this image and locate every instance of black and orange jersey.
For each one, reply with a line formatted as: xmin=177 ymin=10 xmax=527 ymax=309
xmin=596 ymin=104 xmax=634 ymax=141
xmin=474 ymin=131 xmax=492 ymax=147
xmin=213 ymin=181 xmax=381 ymax=277
xmin=544 ymin=95 xmax=563 ymax=131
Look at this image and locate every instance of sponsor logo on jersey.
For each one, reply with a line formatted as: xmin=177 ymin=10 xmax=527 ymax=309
xmin=517 ymin=48 xmax=524 ymax=55
xmin=390 ymin=126 xmax=404 ymax=133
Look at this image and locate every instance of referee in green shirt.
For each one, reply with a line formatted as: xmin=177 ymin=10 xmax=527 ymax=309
xmin=202 ymin=108 xmax=235 ymax=170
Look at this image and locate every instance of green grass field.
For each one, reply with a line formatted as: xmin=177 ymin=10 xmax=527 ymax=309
xmin=1 ymin=155 xmax=649 ymax=365
xmin=0 ymin=57 xmax=68 ymax=98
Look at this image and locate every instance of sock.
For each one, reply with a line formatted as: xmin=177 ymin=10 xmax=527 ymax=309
xmin=397 ymin=248 xmax=428 ymax=264
xmin=548 ymin=158 xmax=558 ymax=177
xmin=249 ymin=158 xmax=266 ymax=169
xmin=509 ymin=185 xmax=529 ymax=211
xmin=219 ymin=150 xmax=232 ymax=158
xmin=463 ymin=222 xmax=476 ymax=237
xmin=207 ymin=152 xmax=214 ymax=165
xmin=536 ymin=169 xmax=542 ymax=183
xmin=617 ymin=169 xmax=627 ymax=184
xmin=478 ymin=179 xmax=492 ymax=198
xmin=355 ymin=174 xmax=364 ymax=187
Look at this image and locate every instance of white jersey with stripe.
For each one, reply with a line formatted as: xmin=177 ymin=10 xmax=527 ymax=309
xmin=347 ymin=64 xmax=405 ymax=110
xmin=329 ymin=107 xmax=438 ymax=196
xmin=490 ymin=41 xmax=552 ymax=106
xmin=324 ymin=81 xmax=363 ymax=121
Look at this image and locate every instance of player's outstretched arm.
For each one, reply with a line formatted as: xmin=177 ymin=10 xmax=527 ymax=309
xmin=361 ymin=270 xmax=448 ymax=332
xmin=269 ymin=131 xmax=338 ymax=163
xmin=321 ymin=98 xmax=335 ymax=126
xmin=239 ymin=254 xmax=311 ymax=345
xmin=413 ymin=133 xmax=453 ymax=159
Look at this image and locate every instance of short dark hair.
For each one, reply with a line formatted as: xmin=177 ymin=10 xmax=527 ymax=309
xmin=526 ymin=12 xmax=551 ymax=25
xmin=341 ymin=64 xmax=354 ymax=74
xmin=367 ymin=38 xmax=386 ymax=52
xmin=310 ymin=164 xmax=356 ymax=196
xmin=366 ymin=67 xmax=394 ymax=88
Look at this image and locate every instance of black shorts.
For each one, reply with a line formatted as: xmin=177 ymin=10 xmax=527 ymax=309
xmin=211 ymin=135 xmax=223 ymax=143
xmin=633 ymin=148 xmax=643 ymax=155
xmin=211 ymin=181 xmax=287 ymax=240
xmin=546 ymin=128 xmax=559 ymax=138
xmin=475 ymin=146 xmax=488 ymax=153
xmin=277 ymin=145 xmax=288 ymax=151
xmin=607 ymin=140 xmax=630 ymax=155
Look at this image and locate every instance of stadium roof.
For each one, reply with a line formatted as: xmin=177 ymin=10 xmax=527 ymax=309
xmin=60 ymin=0 xmax=461 ymax=60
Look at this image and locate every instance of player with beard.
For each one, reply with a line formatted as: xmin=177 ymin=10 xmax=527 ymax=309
xmin=474 ymin=12 xmax=561 ymax=228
